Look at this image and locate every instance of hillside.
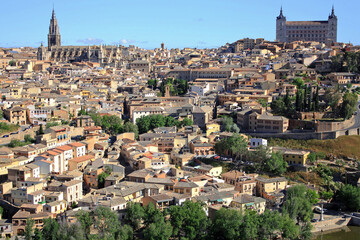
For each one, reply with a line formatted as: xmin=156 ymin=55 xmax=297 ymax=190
xmin=269 ymin=136 xmax=360 ymax=159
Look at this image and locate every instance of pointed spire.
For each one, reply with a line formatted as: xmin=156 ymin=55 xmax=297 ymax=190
xmin=52 ymin=5 xmax=56 ymax=19
xmin=277 ymin=6 xmax=285 ymax=19
xmin=329 ymin=4 xmax=336 ymax=19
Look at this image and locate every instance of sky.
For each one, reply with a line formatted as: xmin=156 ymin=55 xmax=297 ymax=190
xmin=1 ymin=0 xmax=359 ymax=49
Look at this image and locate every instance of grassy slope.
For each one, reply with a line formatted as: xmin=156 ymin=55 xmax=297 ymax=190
xmin=269 ymin=135 xmax=360 ymax=159
xmin=0 ymin=124 xmax=19 ymax=136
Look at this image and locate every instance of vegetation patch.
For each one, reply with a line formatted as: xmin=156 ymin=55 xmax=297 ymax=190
xmin=269 ymin=135 xmax=360 ymax=159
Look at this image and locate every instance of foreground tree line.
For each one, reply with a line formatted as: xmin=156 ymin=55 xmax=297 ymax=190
xmin=23 ymin=185 xmax=316 ymax=240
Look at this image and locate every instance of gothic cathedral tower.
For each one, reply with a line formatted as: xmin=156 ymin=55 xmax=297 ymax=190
xmin=48 ymin=8 xmax=61 ymax=50
xmin=276 ymin=7 xmax=287 ymax=42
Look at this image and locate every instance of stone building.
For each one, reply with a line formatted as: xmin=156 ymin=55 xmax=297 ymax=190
xmin=276 ymin=6 xmax=337 ymax=43
xmin=37 ymin=9 xmax=125 ymax=66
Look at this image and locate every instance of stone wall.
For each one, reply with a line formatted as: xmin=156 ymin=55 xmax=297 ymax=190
xmin=316 ymin=116 xmax=355 ymax=132
xmin=0 ymin=126 xmax=39 ymax=145
xmin=247 ymin=127 xmax=360 ymax=140
xmin=312 ymin=217 xmax=351 ymax=233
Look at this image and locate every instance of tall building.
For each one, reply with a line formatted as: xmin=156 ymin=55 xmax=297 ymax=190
xmin=38 ymin=8 xmax=125 ymax=66
xmin=276 ymin=6 xmax=337 ymax=43
xmin=48 ymin=8 xmax=61 ymax=50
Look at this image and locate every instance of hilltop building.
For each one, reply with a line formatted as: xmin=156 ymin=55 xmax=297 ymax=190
xmin=276 ymin=6 xmax=337 ymax=43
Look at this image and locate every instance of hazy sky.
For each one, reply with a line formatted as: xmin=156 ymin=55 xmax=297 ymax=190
xmin=1 ymin=0 xmax=359 ymax=49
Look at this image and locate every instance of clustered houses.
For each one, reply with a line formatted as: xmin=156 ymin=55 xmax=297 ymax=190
xmin=0 ymin=6 xmax=358 ymax=238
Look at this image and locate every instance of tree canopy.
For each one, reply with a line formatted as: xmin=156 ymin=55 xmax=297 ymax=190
xmin=136 ymin=115 xmax=192 ymax=134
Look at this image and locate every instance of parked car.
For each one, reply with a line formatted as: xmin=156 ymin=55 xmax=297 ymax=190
xmin=3 ymin=135 xmax=9 ymax=138
xmin=311 ymin=218 xmax=319 ymax=222
xmin=314 ymin=206 xmax=327 ymax=214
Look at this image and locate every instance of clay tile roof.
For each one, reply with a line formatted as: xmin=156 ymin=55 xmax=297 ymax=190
xmin=68 ymin=142 xmax=86 ymax=147
xmin=69 ymin=155 xmax=94 ymax=163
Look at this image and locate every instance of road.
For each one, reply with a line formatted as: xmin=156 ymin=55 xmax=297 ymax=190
xmin=343 ymin=101 xmax=360 ymax=130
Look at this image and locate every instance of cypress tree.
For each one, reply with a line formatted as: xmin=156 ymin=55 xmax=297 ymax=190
xmin=295 ymin=90 xmax=300 ymax=111
xmin=315 ymin=85 xmax=320 ymax=111
xmin=303 ymin=87 xmax=308 ymax=111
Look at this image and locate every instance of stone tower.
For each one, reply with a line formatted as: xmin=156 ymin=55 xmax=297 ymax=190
xmin=327 ymin=5 xmax=338 ymax=43
xmin=276 ymin=7 xmax=287 ymax=42
xmin=37 ymin=42 xmax=47 ymax=60
xmin=165 ymin=85 xmax=170 ymax=97
xmin=48 ymin=8 xmax=61 ymax=50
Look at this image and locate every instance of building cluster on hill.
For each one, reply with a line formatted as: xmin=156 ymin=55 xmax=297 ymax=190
xmin=0 ymin=7 xmax=359 ymax=239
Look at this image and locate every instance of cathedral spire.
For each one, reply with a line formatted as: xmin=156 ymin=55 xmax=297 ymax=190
xmin=48 ymin=8 xmax=61 ymax=50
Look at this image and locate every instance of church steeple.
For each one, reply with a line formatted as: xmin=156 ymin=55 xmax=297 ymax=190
xmin=48 ymin=7 xmax=61 ymax=50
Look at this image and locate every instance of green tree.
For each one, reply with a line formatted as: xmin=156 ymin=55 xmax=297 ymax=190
xmin=89 ymin=113 xmax=102 ymax=127
xmin=94 ymin=206 xmax=119 ymax=239
xmin=148 ymin=79 xmax=158 ymax=90
xmin=320 ymin=190 xmax=334 ymax=201
xmin=144 ymin=203 xmax=163 ymax=227
xmin=181 ymin=117 xmax=193 ymax=127
xmin=340 ymin=92 xmax=358 ymax=119
xmin=42 ymin=217 xmax=60 ymax=240
xmin=222 ymin=116 xmax=234 ymax=132
xmin=240 ymin=210 xmax=259 ymax=240
xmin=144 ymin=217 xmax=173 ymax=240
xmin=149 ymin=114 xmax=166 ymax=129
xmin=265 ymin=151 xmax=288 ymax=175
xmin=306 ymin=189 xmax=320 ymax=205
xmin=270 ymin=98 xmax=286 ymax=115
xmin=97 ymin=168 xmax=111 ymax=189
xmin=137 ymin=115 xmax=151 ymax=134
xmin=280 ymin=214 xmax=300 ymax=240
xmin=258 ymin=210 xmax=282 ymax=240
xmin=257 ymin=99 xmax=267 ymax=108
xmin=169 ymin=201 xmax=210 ymax=240
xmin=324 ymin=87 xmax=342 ymax=113
xmin=164 ymin=116 xmax=177 ymax=127
xmin=249 ymin=145 xmax=271 ymax=172
xmin=293 ymin=77 xmax=305 ymax=89
xmin=308 ymin=152 xmax=317 ymax=163
xmin=56 ymin=222 xmax=85 ymax=240
xmin=76 ymin=210 xmax=93 ymax=239
xmin=215 ymin=134 xmax=248 ymax=161
xmin=24 ymin=134 xmax=35 ymax=143
xmin=8 ymin=139 xmax=27 ymax=148
xmin=282 ymin=185 xmax=314 ymax=225
xmin=125 ymin=202 xmax=145 ymax=230
xmin=38 ymin=124 xmax=44 ymax=135
xmin=210 ymin=208 xmax=242 ymax=240
xmin=25 ymin=219 xmax=34 ymax=240
xmin=118 ymin=224 xmax=134 ymax=240
xmin=337 ymin=184 xmax=360 ymax=211
xmin=122 ymin=121 xmax=139 ymax=138
xmin=314 ymin=85 xmax=320 ymax=111
xmin=33 ymin=228 xmax=43 ymax=240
